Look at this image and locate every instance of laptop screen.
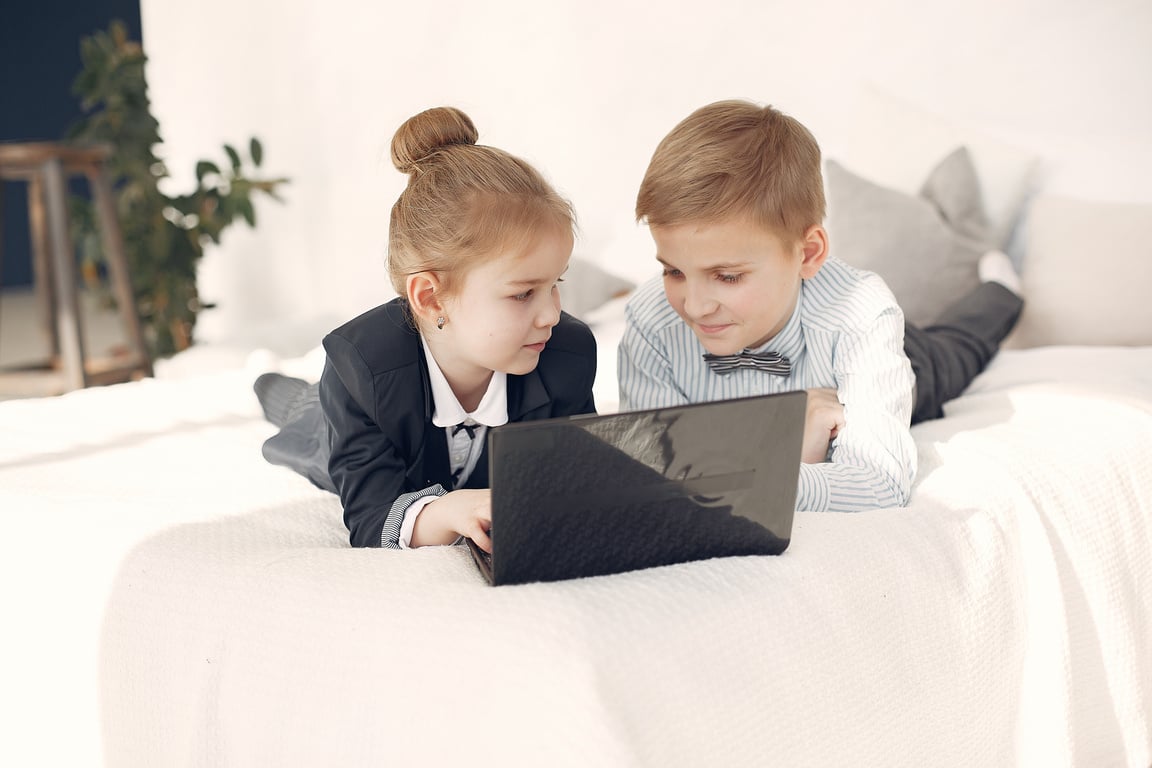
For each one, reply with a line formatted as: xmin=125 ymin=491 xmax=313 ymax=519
xmin=486 ymin=390 xmax=807 ymax=585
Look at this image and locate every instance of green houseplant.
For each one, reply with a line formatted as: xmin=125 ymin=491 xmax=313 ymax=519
xmin=67 ymin=20 xmax=288 ymax=357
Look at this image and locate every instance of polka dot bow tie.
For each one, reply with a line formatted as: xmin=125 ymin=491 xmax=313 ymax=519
xmin=703 ymin=350 xmax=792 ymax=376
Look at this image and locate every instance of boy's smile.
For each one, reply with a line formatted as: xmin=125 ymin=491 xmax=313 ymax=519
xmin=651 ymin=218 xmax=827 ymax=356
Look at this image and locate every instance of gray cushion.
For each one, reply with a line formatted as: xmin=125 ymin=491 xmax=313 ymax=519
xmin=560 ymin=258 xmax=635 ymax=318
xmin=825 ymin=147 xmax=991 ymax=327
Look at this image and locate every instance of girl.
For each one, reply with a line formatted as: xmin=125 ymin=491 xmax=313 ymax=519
xmin=256 ymin=106 xmax=597 ymax=551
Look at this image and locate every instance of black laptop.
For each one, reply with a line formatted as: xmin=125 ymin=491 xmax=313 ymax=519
xmin=467 ymin=390 xmax=808 ymax=586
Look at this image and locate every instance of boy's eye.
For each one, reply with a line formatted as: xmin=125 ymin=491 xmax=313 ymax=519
xmin=512 ymin=289 xmax=533 ymax=302
xmin=717 ymin=273 xmax=742 ymax=284
xmin=661 ymin=268 xmax=683 ymax=279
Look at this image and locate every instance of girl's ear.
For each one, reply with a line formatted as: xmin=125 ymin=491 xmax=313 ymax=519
xmin=406 ymin=271 xmax=445 ymax=326
xmin=798 ymin=225 xmax=829 ymax=279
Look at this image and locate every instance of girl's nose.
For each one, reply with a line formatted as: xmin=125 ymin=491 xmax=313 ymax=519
xmin=537 ymin=287 xmax=562 ymax=327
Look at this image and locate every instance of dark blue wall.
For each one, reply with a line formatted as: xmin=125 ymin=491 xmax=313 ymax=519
xmin=1 ymin=1 xmax=142 ymax=288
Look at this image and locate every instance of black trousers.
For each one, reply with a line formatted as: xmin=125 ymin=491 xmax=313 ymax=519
xmin=904 ymin=281 xmax=1023 ymax=424
xmin=258 ymin=379 xmax=335 ymax=492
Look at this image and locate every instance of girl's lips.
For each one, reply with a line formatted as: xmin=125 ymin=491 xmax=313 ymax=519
xmin=696 ymin=323 xmax=731 ymax=335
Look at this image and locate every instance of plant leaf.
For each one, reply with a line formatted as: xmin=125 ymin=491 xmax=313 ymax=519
xmin=250 ymin=137 xmax=263 ymax=167
xmin=195 ymin=160 xmax=220 ymax=182
xmin=236 ymin=197 xmax=256 ymax=227
xmin=223 ymin=144 xmax=241 ymax=171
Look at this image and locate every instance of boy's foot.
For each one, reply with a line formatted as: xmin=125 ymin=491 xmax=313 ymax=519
xmin=254 ymin=372 xmax=314 ymax=428
xmin=978 ymin=250 xmax=1023 ymax=297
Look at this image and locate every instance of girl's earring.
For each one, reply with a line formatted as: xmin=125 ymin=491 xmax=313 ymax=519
xmin=436 ymin=316 xmax=446 ymax=330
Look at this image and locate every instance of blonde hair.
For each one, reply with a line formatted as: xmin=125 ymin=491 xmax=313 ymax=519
xmin=635 ymin=100 xmax=825 ymax=243
xmin=387 ymin=106 xmax=575 ymax=296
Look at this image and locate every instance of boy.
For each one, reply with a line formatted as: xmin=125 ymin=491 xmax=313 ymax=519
xmin=618 ymin=100 xmax=1023 ymax=512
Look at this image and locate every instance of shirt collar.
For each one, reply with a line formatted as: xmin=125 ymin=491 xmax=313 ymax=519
xmin=748 ymin=289 xmax=805 ymax=362
xmin=421 ymin=338 xmax=509 ymax=429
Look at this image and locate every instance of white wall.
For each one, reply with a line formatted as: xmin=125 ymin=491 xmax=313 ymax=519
xmin=140 ymin=0 xmax=1152 ymax=351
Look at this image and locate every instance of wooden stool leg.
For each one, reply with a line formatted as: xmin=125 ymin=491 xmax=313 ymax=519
xmin=88 ymin=168 xmax=153 ymax=377
xmin=40 ymin=158 xmax=87 ymax=391
xmin=26 ymin=174 xmax=60 ymax=357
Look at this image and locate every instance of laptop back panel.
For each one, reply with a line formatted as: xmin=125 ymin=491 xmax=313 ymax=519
xmin=487 ymin=391 xmax=806 ymax=585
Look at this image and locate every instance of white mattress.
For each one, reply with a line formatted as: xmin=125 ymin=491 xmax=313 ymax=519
xmin=2 ymin=343 xmax=1151 ymax=767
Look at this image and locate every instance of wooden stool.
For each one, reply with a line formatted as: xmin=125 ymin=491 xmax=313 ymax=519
xmin=0 ymin=142 xmax=152 ymax=395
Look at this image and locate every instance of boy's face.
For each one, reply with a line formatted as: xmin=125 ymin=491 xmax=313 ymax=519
xmin=651 ymin=218 xmax=826 ymax=356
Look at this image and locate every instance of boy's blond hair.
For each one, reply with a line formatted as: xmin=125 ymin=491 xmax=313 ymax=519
xmin=388 ymin=106 xmax=575 ymax=297
xmin=635 ymin=100 xmax=825 ymax=243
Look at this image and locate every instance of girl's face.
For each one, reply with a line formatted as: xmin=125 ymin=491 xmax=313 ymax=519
xmin=435 ymin=229 xmax=573 ymax=385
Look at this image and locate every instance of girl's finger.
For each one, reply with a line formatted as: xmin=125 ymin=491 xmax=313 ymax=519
xmin=470 ymin=524 xmax=492 ymax=554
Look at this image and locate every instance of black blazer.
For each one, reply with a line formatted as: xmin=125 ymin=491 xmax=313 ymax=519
xmin=320 ymin=298 xmax=597 ymax=547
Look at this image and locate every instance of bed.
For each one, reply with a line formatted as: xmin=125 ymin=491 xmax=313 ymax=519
xmin=3 ymin=118 xmax=1151 ymax=766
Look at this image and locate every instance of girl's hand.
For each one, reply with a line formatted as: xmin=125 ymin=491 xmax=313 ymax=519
xmin=411 ymin=489 xmax=493 ymax=552
xmin=802 ymin=388 xmax=845 ymax=464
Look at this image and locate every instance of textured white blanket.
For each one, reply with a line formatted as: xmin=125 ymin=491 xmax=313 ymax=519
xmin=3 ymin=346 xmax=1151 ymax=767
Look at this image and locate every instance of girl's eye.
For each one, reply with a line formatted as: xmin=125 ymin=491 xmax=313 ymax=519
xmin=661 ymin=268 xmax=683 ymax=279
xmin=717 ymin=273 xmax=742 ymax=284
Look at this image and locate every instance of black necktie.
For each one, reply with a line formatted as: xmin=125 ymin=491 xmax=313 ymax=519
xmin=703 ymin=350 xmax=792 ymax=376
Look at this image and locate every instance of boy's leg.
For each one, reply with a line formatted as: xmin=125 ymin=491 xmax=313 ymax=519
xmin=905 ymin=281 xmax=1023 ymax=424
xmin=254 ymin=373 xmax=337 ymax=493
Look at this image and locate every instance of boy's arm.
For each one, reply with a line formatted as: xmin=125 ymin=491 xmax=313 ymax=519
xmin=797 ymin=308 xmax=917 ymax=512
xmin=803 ymin=388 xmax=846 ymax=463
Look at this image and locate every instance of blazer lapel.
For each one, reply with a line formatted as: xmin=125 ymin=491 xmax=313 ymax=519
xmin=464 ymin=369 xmax=549 ymax=490
xmin=408 ymin=335 xmax=456 ymax=490
xmin=420 ymin=427 xmax=454 ymax=489
xmin=507 ymin=368 xmax=552 ymax=422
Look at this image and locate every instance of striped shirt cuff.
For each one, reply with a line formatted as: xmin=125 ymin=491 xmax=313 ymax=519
xmin=797 ymin=463 xmax=904 ymax=513
xmin=796 ymin=464 xmax=831 ymax=513
xmin=381 ymin=484 xmax=448 ymax=549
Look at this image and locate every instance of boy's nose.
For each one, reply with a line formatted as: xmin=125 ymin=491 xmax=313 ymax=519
xmin=682 ymin=281 xmax=718 ymax=319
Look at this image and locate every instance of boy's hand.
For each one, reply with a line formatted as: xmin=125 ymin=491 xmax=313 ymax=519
xmin=802 ymin=388 xmax=845 ymax=463
xmin=411 ymin=489 xmax=493 ymax=552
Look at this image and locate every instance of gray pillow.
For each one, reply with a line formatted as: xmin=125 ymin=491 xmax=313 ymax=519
xmin=560 ymin=258 xmax=635 ymax=318
xmin=825 ymin=147 xmax=992 ymax=327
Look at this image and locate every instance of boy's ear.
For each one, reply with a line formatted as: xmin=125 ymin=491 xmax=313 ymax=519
xmin=798 ymin=225 xmax=829 ymax=279
xmin=405 ymin=271 xmax=445 ymax=324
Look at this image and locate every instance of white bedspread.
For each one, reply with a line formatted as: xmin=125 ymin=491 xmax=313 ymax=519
xmin=2 ymin=346 xmax=1151 ymax=767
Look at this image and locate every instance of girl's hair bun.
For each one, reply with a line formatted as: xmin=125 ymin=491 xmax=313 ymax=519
xmin=391 ymin=106 xmax=479 ymax=175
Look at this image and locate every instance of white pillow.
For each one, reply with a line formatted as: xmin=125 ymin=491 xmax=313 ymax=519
xmin=829 ymin=85 xmax=1041 ymax=252
xmin=1005 ymin=196 xmax=1152 ymax=348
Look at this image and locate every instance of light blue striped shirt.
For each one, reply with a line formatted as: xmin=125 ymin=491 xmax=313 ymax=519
xmin=618 ymin=256 xmax=917 ymax=513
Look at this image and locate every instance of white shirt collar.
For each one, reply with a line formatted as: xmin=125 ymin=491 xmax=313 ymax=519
xmin=421 ymin=337 xmax=508 ymax=429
